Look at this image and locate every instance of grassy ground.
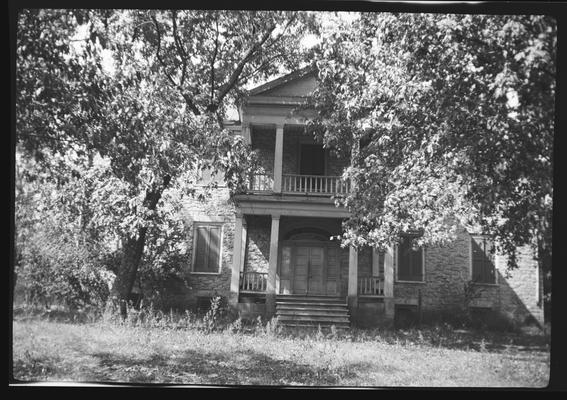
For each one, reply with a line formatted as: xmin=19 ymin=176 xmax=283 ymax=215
xmin=11 ymin=310 xmax=550 ymax=387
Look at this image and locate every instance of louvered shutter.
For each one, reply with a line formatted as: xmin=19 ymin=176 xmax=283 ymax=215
xmin=195 ymin=227 xmax=209 ymax=272
xmin=206 ymin=226 xmax=221 ymax=272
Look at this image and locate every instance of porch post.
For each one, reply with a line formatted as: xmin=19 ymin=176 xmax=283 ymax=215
xmin=273 ymin=124 xmax=284 ymax=193
xmin=348 ymin=246 xmax=358 ymax=310
xmin=266 ymin=214 xmax=281 ymax=317
xmin=383 ymin=245 xmax=395 ymax=323
xmin=229 ymin=213 xmax=245 ymax=308
xmin=241 ymin=122 xmax=251 ymax=144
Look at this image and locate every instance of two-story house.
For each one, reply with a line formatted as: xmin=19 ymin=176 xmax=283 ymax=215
xmin=177 ymin=66 xmax=544 ymax=329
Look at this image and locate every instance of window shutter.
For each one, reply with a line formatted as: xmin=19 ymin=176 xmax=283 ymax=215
xmin=398 ymin=239 xmax=411 ymax=280
xmin=193 ymin=224 xmax=222 ymax=273
xmin=483 ymin=239 xmax=495 ymax=283
xmin=207 ymin=226 xmax=221 ymax=272
xmin=411 ymin=247 xmax=423 ymax=280
xmin=195 ymin=227 xmax=209 ymax=272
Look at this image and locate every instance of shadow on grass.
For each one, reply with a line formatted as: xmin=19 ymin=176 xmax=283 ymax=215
xmin=90 ymin=347 xmax=376 ymax=386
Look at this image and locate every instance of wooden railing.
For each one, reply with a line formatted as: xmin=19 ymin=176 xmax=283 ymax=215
xmin=248 ymin=174 xmax=273 ymax=192
xmin=239 ymin=271 xmax=268 ymax=293
xmin=282 ymin=174 xmax=350 ymax=195
xmin=358 ymin=276 xmax=384 ymax=296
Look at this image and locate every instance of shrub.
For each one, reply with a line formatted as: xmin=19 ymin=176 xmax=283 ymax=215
xmin=15 ymin=232 xmax=114 ymax=311
xmin=203 ymin=295 xmax=228 ymax=332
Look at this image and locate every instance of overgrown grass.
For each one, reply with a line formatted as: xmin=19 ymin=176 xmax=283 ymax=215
xmin=11 ymin=305 xmax=550 ymax=387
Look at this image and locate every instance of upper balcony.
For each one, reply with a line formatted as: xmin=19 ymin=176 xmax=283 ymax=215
xmin=239 ymin=124 xmax=351 ymax=197
xmin=247 ymin=173 xmax=350 ymax=196
xmin=232 ymin=66 xmax=352 ymax=216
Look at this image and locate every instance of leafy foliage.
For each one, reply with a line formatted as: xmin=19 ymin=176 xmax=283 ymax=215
xmin=15 ymin=9 xmax=316 ymax=309
xmin=309 ymin=13 xmax=555 ymax=269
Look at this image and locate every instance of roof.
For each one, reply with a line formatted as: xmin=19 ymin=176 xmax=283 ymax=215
xmin=247 ymin=64 xmax=317 ymax=97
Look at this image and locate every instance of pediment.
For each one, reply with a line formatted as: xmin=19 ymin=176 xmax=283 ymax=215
xmin=248 ymin=67 xmax=318 ymax=98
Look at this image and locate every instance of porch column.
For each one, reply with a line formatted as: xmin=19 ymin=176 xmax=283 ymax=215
xmin=266 ymin=214 xmax=281 ymax=317
xmin=383 ymin=245 xmax=395 ymax=323
xmin=229 ymin=213 xmax=246 ymax=308
xmin=273 ymin=124 xmax=284 ymax=193
xmin=348 ymin=246 xmax=358 ymax=310
xmin=241 ymin=122 xmax=251 ymax=144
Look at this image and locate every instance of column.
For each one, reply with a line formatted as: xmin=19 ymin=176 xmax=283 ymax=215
xmin=229 ymin=214 xmax=245 ymax=308
xmin=372 ymin=248 xmax=380 ymax=276
xmin=273 ymin=124 xmax=284 ymax=193
xmin=383 ymin=246 xmax=394 ymax=297
xmin=241 ymin=123 xmax=251 ymax=144
xmin=383 ymin=245 xmax=395 ymax=323
xmin=266 ymin=214 xmax=280 ymax=317
xmin=348 ymin=246 xmax=358 ymax=310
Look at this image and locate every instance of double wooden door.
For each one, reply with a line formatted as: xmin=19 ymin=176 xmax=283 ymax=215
xmin=279 ymin=241 xmax=343 ymax=296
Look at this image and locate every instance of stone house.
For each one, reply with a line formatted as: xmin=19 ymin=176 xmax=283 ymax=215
xmin=174 ymin=66 xmax=544 ymax=329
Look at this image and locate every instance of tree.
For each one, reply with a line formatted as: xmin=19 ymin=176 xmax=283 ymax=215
xmin=15 ymin=9 xmax=316 ymax=316
xmin=308 ymin=12 xmax=555 ymax=277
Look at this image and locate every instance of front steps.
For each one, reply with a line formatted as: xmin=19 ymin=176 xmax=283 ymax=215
xmin=275 ymin=295 xmax=350 ymax=329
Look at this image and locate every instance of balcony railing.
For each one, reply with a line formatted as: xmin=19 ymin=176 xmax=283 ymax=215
xmin=239 ymin=271 xmax=268 ymax=293
xmin=248 ymin=174 xmax=274 ymax=192
xmin=283 ymin=174 xmax=350 ymax=195
xmin=245 ymin=173 xmax=350 ymax=195
xmin=358 ymin=276 xmax=384 ymax=296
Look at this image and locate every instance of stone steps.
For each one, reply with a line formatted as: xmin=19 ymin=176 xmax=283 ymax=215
xmin=275 ymin=295 xmax=350 ymax=329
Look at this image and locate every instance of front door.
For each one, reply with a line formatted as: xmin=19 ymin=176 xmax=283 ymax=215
xmin=307 ymin=247 xmax=324 ymax=294
xmin=280 ymin=242 xmax=344 ymax=295
xmin=292 ymin=246 xmax=324 ymax=294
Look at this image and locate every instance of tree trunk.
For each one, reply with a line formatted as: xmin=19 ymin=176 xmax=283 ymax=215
xmin=111 ymin=227 xmax=148 ymax=319
xmin=110 ymin=175 xmax=171 ymax=319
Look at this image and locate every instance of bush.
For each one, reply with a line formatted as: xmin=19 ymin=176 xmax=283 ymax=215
xmin=15 ymin=233 xmax=114 ymax=311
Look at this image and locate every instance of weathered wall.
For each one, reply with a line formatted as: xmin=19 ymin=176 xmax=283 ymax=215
xmin=144 ymin=185 xmax=236 ymax=311
xmin=470 ymin=246 xmax=544 ymax=325
xmin=244 ymin=215 xmax=271 ymax=274
xmin=393 ymin=226 xmax=544 ymax=326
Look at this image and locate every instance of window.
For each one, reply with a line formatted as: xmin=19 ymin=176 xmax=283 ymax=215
xmin=397 ymin=236 xmax=424 ymax=281
xmin=192 ymin=223 xmax=223 ymax=273
xmin=471 ymin=236 xmax=496 ymax=284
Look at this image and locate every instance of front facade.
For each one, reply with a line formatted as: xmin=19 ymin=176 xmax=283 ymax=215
xmin=176 ymin=67 xmax=544 ymax=328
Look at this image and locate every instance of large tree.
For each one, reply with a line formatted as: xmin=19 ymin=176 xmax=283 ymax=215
xmin=308 ymin=13 xmax=554 ymax=275
xmin=15 ymin=9 xmax=316 ymax=315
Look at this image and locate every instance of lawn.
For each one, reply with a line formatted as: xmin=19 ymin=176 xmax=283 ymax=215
xmin=11 ymin=314 xmax=550 ymax=387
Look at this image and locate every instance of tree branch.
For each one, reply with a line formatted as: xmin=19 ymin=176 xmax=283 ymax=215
xmin=151 ymin=14 xmax=201 ymax=116
xmin=210 ymin=23 xmax=276 ymax=112
xmin=209 ymin=12 xmax=220 ymax=107
xmin=171 ymin=10 xmax=188 ymax=87
xmin=238 ymin=52 xmax=286 ymax=84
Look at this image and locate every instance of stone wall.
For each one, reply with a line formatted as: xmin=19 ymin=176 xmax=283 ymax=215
xmin=145 ymin=185 xmax=237 ymax=311
xmin=393 ymin=226 xmax=544 ymax=326
xmin=244 ymin=215 xmax=271 ymax=274
xmin=472 ymin=246 xmax=544 ymax=325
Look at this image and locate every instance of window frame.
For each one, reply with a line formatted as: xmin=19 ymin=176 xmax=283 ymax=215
xmin=191 ymin=222 xmax=224 ymax=275
xmin=469 ymin=235 xmax=498 ymax=285
xmin=395 ymin=235 xmax=426 ymax=283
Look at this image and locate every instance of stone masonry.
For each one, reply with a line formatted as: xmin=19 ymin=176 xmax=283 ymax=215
xmin=393 ymin=225 xmax=544 ymax=325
